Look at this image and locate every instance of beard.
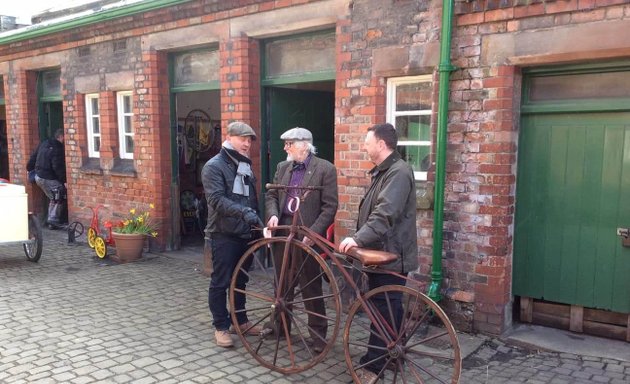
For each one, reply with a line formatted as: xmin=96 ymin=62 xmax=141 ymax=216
xmin=286 ymin=154 xmax=294 ymax=161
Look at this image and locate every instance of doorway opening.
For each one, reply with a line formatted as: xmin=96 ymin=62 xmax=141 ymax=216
xmin=174 ymin=90 xmax=221 ymax=248
xmin=265 ymin=81 xmax=335 ymax=182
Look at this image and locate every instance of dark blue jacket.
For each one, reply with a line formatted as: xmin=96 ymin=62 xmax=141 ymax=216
xmin=27 ymin=138 xmax=66 ymax=183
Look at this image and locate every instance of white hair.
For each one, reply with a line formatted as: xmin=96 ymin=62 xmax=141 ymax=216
xmin=286 ymin=141 xmax=318 ymax=161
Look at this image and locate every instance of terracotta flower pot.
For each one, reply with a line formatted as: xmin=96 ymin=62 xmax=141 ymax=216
xmin=112 ymin=232 xmax=146 ymax=263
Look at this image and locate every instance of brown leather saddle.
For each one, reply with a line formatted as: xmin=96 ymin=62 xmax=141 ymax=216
xmin=341 ymin=247 xmax=397 ymax=266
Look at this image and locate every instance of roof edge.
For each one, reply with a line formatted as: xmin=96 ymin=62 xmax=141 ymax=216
xmin=0 ymin=0 xmax=193 ymax=45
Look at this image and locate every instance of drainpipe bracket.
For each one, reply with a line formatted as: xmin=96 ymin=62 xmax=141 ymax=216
xmin=438 ymin=63 xmax=458 ymax=73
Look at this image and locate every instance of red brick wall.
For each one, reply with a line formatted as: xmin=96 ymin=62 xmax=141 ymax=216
xmin=219 ymin=36 xmax=262 ymax=179
xmin=1 ymin=0 xmax=629 ymax=333
xmin=5 ymin=70 xmax=42 ymax=212
xmin=64 ymin=52 xmax=172 ymax=250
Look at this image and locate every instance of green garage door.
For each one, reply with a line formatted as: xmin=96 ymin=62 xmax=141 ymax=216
xmin=514 ymin=112 xmax=630 ymax=313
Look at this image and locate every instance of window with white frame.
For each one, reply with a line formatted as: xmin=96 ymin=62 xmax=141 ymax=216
xmin=85 ymin=94 xmax=101 ymax=158
xmin=117 ymin=91 xmax=134 ymax=159
xmin=387 ymin=75 xmax=433 ymax=181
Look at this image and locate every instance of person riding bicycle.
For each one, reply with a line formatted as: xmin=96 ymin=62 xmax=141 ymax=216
xmin=27 ymin=128 xmax=67 ymax=229
xmin=265 ymin=127 xmax=338 ymax=353
xmin=339 ymin=123 xmax=418 ymax=384
xmin=202 ymin=121 xmax=264 ymax=348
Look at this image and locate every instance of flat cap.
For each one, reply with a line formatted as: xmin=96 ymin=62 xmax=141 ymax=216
xmin=280 ymin=127 xmax=312 ymax=142
xmin=227 ymin=121 xmax=257 ymax=140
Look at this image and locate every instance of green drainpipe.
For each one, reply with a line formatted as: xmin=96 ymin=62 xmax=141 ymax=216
xmin=427 ymin=0 xmax=456 ymax=302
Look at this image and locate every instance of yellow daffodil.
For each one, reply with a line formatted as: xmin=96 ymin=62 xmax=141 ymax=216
xmin=114 ymin=205 xmax=158 ymax=237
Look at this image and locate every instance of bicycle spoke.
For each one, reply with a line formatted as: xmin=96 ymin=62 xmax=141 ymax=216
xmin=230 ymin=237 xmax=341 ymax=374
xmin=343 ymin=285 xmax=460 ymax=384
xmin=407 ymin=356 xmax=448 ymax=384
xmin=232 ymin=287 xmax=273 ymax=303
xmin=405 ymin=330 xmax=451 ymax=351
xmin=406 ymin=343 xmax=455 ymax=361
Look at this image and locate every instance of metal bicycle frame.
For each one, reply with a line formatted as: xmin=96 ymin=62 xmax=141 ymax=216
xmin=270 ymin=192 xmax=410 ymax=349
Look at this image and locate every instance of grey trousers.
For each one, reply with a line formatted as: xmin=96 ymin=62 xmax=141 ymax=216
xmin=35 ymin=175 xmax=65 ymax=224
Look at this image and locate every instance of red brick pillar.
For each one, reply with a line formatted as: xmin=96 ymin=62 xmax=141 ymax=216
xmin=98 ymin=91 xmax=117 ymax=167
xmin=6 ymin=70 xmax=41 ymax=211
xmin=138 ymin=50 xmax=172 ymax=250
xmin=472 ymin=65 xmax=518 ymax=334
xmin=64 ymin=93 xmax=87 ymax=223
xmin=212 ymin=35 xmax=261 ymax=273
xmin=219 ymin=35 xmax=261 ymax=176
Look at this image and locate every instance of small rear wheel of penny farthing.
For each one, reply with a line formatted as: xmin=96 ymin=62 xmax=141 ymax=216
xmin=229 ymin=237 xmax=341 ymax=374
xmin=94 ymin=236 xmax=107 ymax=259
xmin=343 ymin=285 xmax=461 ymax=384
xmin=87 ymin=227 xmax=98 ymax=248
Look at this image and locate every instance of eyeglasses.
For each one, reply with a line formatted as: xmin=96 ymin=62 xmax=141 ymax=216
xmin=284 ymin=141 xmax=295 ymax=148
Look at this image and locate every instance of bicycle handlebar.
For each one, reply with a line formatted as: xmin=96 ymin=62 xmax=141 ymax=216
xmin=265 ymin=183 xmax=324 ymax=191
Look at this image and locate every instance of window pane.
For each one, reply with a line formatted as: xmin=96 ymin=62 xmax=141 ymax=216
xmin=124 ymin=116 xmax=132 ymax=133
xmin=529 ymin=71 xmax=630 ymax=101
xmin=0 ymin=76 xmax=4 ymax=99
xmin=123 ymin=95 xmax=131 ymax=113
xmin=265 ymin=32 xmax=335 ymax=78
xmin=395 ymin=115 xmax=430 ymax=141
xmin=94 ymin=137 xmax=100 ymax=152
xmin=92 ymin=118 xmax=100 ymax=134
xmin=91 ymin=98 xmax=99 ymax=114
xmin=125 ymin=136 xmax=134 ymax=154
xmin=174 ymin=50 xmax=219 ymax=86
xmin=396 ymin=82 xmax=432 ymax=111
xmin=42 ymin=70 xmax=61 ymax=97
xmin=398 ymin=145 xmax=430 ymax=172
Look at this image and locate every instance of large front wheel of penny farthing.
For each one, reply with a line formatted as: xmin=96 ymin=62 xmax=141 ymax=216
xmin=229 ymin=237 xmax=341 ymax=374
xmin=343 ymin=285 xmax=461 ymax=384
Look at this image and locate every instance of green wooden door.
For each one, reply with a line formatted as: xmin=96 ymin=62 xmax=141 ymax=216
xmin=266 ymin=87 xmax=334 ymax=180
xmin=514 ymin=112 xmax=630 ymax=313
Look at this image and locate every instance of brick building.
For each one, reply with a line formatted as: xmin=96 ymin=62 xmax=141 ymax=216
xmin=1 ymin=0 xmax=629 ymax=338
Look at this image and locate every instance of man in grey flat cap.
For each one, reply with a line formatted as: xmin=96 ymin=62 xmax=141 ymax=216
xmin=202 ymin=121 xmax=263 ymax=348
xmin=265 ymin=127 xmax=338 ymax=354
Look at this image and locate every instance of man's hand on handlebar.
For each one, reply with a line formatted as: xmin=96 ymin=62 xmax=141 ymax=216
xmin=339 ymin=237 xmax=357 ymax=253
xmin=302 ymin=236 xmax=314 ymax=247
xmin=267 ymin=215 xmax=278 ymax=228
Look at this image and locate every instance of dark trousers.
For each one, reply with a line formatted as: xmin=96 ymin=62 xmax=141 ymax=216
xmin=208 ymin=234 xmax=252 ymax=331
xmin=272 ymin=215 xmax=327 ymax=339
xmin=360 ymin=271 xmax=407 ymax=374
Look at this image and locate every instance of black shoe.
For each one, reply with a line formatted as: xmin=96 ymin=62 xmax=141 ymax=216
xmin=48 ymin=222 xmax=68 ymax=230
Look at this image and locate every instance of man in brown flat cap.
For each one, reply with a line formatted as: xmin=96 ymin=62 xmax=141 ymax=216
xmin=265 ymin=127 xmax=338 ymax=354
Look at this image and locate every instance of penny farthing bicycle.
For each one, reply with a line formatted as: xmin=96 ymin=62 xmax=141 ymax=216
xmin=228 ymin=184 xmax=461 ymax=383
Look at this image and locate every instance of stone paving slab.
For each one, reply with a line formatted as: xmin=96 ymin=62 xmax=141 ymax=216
xmin=1 ymin=228 xmax=629 ymax=383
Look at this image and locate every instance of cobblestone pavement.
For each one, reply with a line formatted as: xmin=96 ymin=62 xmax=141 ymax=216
xmin=1 ymin=228 xmax=629 ymax=383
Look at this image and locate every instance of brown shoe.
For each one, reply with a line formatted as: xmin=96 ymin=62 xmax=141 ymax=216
xmin=214 ymin=329 xmax=233 ymax=348
xmin=354 ymin=368 xmax=379 ymax=384
xmin=306 ymin=334 xmax=327 ymax=354
xmin=229 ymin=321 xmax=263 ymax=336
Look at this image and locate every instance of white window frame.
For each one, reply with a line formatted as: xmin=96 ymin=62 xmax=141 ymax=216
xmin=386 ymin=75 xmax=433 ymax=181
xmin=85 ymin=94 xmax=100 ymax=158
xmin=117 ymin=91 xmax=134 ymax=159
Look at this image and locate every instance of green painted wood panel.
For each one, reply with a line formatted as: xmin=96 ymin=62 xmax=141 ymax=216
xmin=514 ymin=113 xmax=630 ymax=313
xmin=266 ymin=87 xmax=334 ymax=179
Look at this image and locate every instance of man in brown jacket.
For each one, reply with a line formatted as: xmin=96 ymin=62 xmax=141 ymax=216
xmin=265 ymin=127 xmax=338 ymax=353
